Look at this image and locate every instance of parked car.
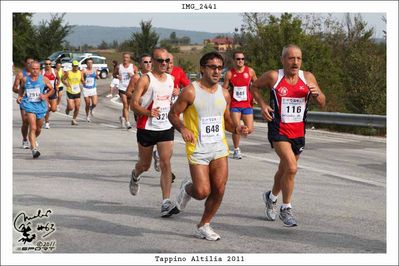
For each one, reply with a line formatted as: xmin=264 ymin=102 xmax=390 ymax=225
xmin=40 ymin=51 xmax=101 ymax=69
xmin=62 ymin=55 xmax=109 ymax=79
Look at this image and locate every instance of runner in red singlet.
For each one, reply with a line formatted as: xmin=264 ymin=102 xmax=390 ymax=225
xmin=222 ymin=51 xmax=257 ymax=159
xmin=42 ymin=58 xmax=59 ymax=129
xmin=251 ymin=44 xmax=326 ymax=227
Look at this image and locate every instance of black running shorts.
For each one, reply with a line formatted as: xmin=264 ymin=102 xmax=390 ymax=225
xmin=268 ymin=133 xmax=305 ymax=155
xmin=67 ymin=92 xmax=81 ymax=99
xmin=137 ymin=128 xmax=174 ymax=147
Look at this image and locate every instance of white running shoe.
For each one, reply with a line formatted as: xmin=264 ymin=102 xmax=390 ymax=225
xmin=106 ymin=93 xmax=113 ymax=98
xmin=86 ymin=115 xmax=91 ymax=122
xmin=71 ymin=119 xmax=78 ymax=126
xmin=45 ymin=122 xmax=50 ymax=129
xmin=194 ymin=224 xmax=221 ymax=241
xmin=32 ymin=148 xmax=40 ymax=159
xmin=176 ymin=178 xmax=192 ymax=211
xmin=126 ymin=121 xmax=132 ymax=129
xmin=233 ymin=148 xmax=242 ymax=159
xmin=119 ymin=116 xmax=126 ymax=128
xmin=22 ymin=140 xmax=29 ymax=149
xmin=57 ymin=106 xmax=61 ymax=112
xmin=152 ymin=150 xmax=160 ymax=172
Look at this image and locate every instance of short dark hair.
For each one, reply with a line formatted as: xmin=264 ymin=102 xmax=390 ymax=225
xmin=24 ymin=56 xmax=33 ymax=63
xmin=140 ymin=53 xmax=151 ymax=61
xmin=44 ymin=58 xmax=51 ymax=62
xmin=200 ymin=52 xmax=224 ymax=67
xmin=112 ymin=60 xmax=118 ymax=65
xmin=86 ymin=58 xmax=93 ymax=62
xmin=233 ymin=51 xmax=244 ymax=59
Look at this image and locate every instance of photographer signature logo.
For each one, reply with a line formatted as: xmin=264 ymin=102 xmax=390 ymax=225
xmin=13 ymin=209 xmax=56 ymax=252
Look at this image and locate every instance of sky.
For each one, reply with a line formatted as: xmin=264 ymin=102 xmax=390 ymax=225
xmin=31 ymin=12 xmax=387 ymax=38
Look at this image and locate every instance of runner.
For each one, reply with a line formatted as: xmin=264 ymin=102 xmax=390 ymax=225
xmin=107 ymin=60 xmax=119 ymax=98
xmin=42 ymin=58 xmax=60 ymax=129
xmin=127 ymin=54 xmax=152 ymax=123
xmin=129 ymin=48 xmax=178 ymax=217
xmin=251 ymin=44 xmax=326 ymax=227
xmin=151 ymin=53 xmax=191 ymax=173
xmin=118 ymin=53 xmax=135 ymax=129
xmin=55 ymin=62 xmax=65 ymax=111
xmin=12 ymin=56 xmax=33 ymax=149
xmin=62 ymin=60 xmax=84 ymax=126
xmin=16 ymin=61 xmax=54 ymax=158
xmin=82 ymin=58 xmax=99 ymax=122
xmin=168 ymin=52 xmax=249 ymax=240
xmin=222 ymin=51 xmax=257 ymax=159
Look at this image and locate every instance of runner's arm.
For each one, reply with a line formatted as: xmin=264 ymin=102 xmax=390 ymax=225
xmin=304 ymin=71 xmax=326 ymax=108
xmin=221 ymin=70 xmax=232 ymax=90
xmin=222 ymin=88 xmax=249 ymax=135
xmin=168 ymin=84 xmax=196 ymax=143
xmin=250 ymin=71 xmax=275 ymax=122
xmin=12 ymin=71 xmax=23 ymax=94
xmin=62 ymin=72 xmax=69 ymax=88
xmin=126 ymin=74 xmax=139 ymax=99
xmin=16 ymin=77 xmax=25 ymax=103
xmin=41 ymin=76 xmax=54 ymax=100
xmin=131 ymin=75 xmax=154 ymax=116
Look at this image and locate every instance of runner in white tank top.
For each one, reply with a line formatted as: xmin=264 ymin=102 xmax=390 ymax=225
xmin=117 ymin=53 xmax=135 ymax=129
xmin=130 ymin=48 xmax=179 ymax=218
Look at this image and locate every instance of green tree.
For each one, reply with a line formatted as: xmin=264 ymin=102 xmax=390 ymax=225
xmin=131 ymin=20 xmax=159 ymax=59
xmin=34 ymin=13 xmax=73 ymax=60
xmin=13 ymin=13 xmax=36 ymax=65
xmin=98 ymin=40 xmax=108 ymax=50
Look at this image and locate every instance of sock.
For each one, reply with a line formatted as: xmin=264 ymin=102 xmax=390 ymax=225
xmin=281 ymin=203 xmax=292 ymax=210
xmin=162 ymin=198 xmax=170 ymax=205
xmin=269 ymin=192 xmax=278 ymax=202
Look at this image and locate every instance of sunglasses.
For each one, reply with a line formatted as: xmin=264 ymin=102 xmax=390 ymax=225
xmin=143 ymin=61 xmax=152 ymax=64
xmin=205 ymin=65 xmax=223 ymax=71
xmin=155 ymin=58 xmax=170 ymax=64
xmin=236 ymin=58 xmax=245 ymax=61
xmin=45 ymin=63 xmax=52 ymax=65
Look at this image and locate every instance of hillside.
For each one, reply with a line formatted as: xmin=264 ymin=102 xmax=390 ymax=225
xmin=66 ymin=25 xmax=232 ymax=46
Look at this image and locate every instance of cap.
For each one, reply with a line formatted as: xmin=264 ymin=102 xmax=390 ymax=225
xmin=72 ymin=60 xmax=79 ymax=66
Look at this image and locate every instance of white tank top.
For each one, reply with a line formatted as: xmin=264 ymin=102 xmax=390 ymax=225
xmin=118 ymin=63 xmax=134 ymax=91
xmin=137 ymin=72 xmax=174 ymax=131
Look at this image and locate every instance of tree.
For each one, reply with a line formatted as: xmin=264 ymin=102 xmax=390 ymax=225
xmin=13 ymin=13 xmax=36 ymax=65
xmin=98 ymin=40 xmax=108 ymax=50
xmin=34 ymin=13 xmax=73 ymax=60
xmin=130 ymin=20 xmax=159 ymax=59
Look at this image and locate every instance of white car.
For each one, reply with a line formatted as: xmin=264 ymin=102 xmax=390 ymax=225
xmin=62 ymin=55 xmax=109 ymax=79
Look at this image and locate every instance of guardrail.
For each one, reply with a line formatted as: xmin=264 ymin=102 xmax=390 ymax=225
xmin=253 ymin=108 xmax=386 ymax=128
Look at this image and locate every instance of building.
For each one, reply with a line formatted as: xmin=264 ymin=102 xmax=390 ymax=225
xmin=203 ymin=37 xmax=234 ymax=52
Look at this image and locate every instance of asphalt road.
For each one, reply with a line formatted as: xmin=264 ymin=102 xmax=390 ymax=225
xmin=12 ymin=77 xmax=386 ymax=254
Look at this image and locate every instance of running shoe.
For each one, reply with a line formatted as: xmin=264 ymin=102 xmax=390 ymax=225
xmin=22 ymin=140 xmax=29 ymax=149
xmin=279 ymin=207 xmax=298 ymax=227
xmin=57 ymin=106 xmax=61 ymax=112
xmin=129 ymin=169 xmax=142 ymax=196
xmin=194 ymin=223 xmax=221 ymax=241
xmin=89 ymin=105 xmax=94 ymax=116
xmin=119 ymin=116 xmax=126 ymax=128
xmin=126 ymin=121 xmax=132 ymax=129
xmin=71 ymin=119 xmax=78 ymax=126
xmin=161 ymin=199 xmax=179 ymax=217
xmin=152 ymin=150 xmax=160 ymax=172
xmin=65 ymin=108 xmax=70 ymax=116
xmin=32 ymin=148 xmax=40 ymax=159
xmin=45 ymin=122 xmax=50 ymax=129
xmin=176 ymin=178 xmax=192 ymax=211
xmin=86 ymin=115 xmax=91 ymax=122
xmin=233 ymin=148 xmax=242 ymax=159
xmin=262 ymin=191 xmax=277 ymax=221
xmin=106 ymin=93 xmax=113 ymax=98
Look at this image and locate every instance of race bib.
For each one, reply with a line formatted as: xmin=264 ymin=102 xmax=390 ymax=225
xmin=233 ymin=86 xmax=247 ymax=101
xmin=200 ymin=116 xmax=223 ymax=144
xmin=71 ymin=84 xmax=80 ymax=93
xmin=151 ymin=106 xmax=171 ymax=127
xmin=281 ymin=97 xmax=306 ymax=123
xmin=27 ymin=87 xmax=41 ymax=102
xmin=122 ymin=72 xmax=130 ymax=86
xmin=86 ymin=77 xmax=94 ymax=87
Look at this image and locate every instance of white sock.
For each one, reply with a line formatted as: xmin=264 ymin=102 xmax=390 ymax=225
xmin=162 ymin=198 xmax=170 ymax=205
xmin=281 ymin=203 xmax=292 ymax=210
xmin=269 ymin=192 xmax=278 ymax=202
